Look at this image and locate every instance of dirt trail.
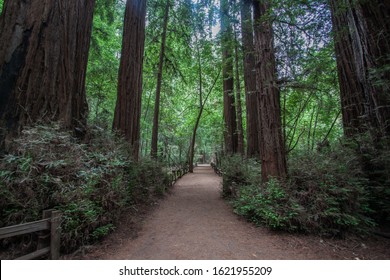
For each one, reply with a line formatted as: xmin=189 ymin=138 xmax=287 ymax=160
xmin=79 ymin=165 xmax=390 ymax=260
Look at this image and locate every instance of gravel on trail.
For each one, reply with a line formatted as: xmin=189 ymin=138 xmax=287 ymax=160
xmin=77 ymin=165 xmax=390 ymax=260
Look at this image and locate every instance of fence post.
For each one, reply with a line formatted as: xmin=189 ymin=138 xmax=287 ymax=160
xmin=37 ymin=210 xmax=52 ymax=250
xmin=50 ymin=211 xmax=62 ymax=260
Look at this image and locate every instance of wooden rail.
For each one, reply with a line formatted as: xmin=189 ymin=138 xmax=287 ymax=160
xmin=0 ymin=210 xmax=62 ymax=260
xmin=170 ymin=165 xmax=189 ymax=185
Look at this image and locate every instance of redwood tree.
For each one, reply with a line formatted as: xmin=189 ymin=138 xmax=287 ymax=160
xmin=253 ymin=0 xmax=287 ymax=181
xmin=329 ymin=0 xmax=390 ymax=139
xmin=113 ymin=0 xmax=147 ymax=160
xmin=221 ymin=0 xmax=238 ymax=154
xmin=234 ymin=27 xmax=245 ymax=156
xmin=151 ymin=0 xmax=170 ymax=159
xmin=241 ymin=0 xmax=260 ymax=157
xmin=0 ymin=0 xmax=95 ymax=147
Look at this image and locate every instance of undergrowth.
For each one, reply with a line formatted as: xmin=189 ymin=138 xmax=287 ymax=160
xmin=223 ymin=147 xmax=377 ymax=237
xmin=0 ymin=123 xmax=170 ymax=256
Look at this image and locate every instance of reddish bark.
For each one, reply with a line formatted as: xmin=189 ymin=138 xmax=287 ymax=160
xmin=221 ymin=0 xmax=238 ymax=154
xmin=234 ymin=30 xmax=245 ymax=155
xmin=253 ymin=0 xmax=287 ymax=181
xmin=113 ymin=0 xmax=147 ymax=160
xmin=241 ymin=0 xmax=260 ymax=158
xmin=0 ymin=0 xmax=95 ymax=146
xmin=151 ymin=0 xmax=170 ymax=159
xmin=329 ymin=0 xmax=390 ymax=138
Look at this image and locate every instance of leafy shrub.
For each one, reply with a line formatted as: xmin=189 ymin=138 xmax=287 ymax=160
xmin=127 ymin=158 xmax=171 ymax=203
xmin=233 ymin=179 xmax=299 ymax=230
xmin=287 ymin=148 xmax=375 ymax=236
xmin=0 ymin=123 xmax=171 ymax=255
xmin=225 ymin=147 xmax=376 ymax=236
xmin=353 ymin=135 xmax=390 ymax=224
xmin=220 ymin=154 xmax=261 ymax=198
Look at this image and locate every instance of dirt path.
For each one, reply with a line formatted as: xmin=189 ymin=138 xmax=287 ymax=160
xmin=78 ymin=165 xmax=390 ymax=260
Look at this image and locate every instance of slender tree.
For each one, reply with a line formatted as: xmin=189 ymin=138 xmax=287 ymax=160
xmin=151 ymin=0 xmax=170 ymax=159
xmin=189 ymin=36 xmax=221 ymax=172
xmin=329 ymin=0 xmax=390 ymax=139
xmin=113 ymin=0 xmax=147 ymax=160
xmin=0 ymin=0 xmax=95 ymax=148
xmin=240 ymin=0 xmax=260 ymax=157
xmin=221 ymin=0 xmax=238 ymax=154
xmin=253 ymin=0 xmax=287 ymax=181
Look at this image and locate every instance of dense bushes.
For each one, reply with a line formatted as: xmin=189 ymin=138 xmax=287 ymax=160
xmin=353 ymin=135 xmax=390 ymax=224
xmin=222 ymin=148 xmax=377 ymax=237
xmin=220 ymin=156 xmax=261 ymax=198
xmin=0 ymin=124 xmax=170 ymax=254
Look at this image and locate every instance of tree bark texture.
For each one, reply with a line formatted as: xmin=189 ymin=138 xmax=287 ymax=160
xmin=221 ymin=0 xmax=238 ymax=154
xmin=0 ymin=0 xmax=95 ymax=146
xmin=234 ymin=30 xmax=245 ymax=155
xmin=151 ymin=0 xmax=170 ymax=159
xmin=241 ymin=0 xmax=260 ymax=158
xmin=253 ymin=0 xmax=287 ymax=181
xmin=329 ymin=0 xmax=390 ymax=138
xmin=113 ymin=0 xmax=147 ymax=160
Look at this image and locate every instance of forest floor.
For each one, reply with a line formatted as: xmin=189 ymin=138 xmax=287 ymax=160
xmin=70 ymin=165 xmax=390 ymax=260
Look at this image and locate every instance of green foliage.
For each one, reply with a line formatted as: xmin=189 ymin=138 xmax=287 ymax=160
xmin=86 ymin=0 xmax=124 ymax=126
xmin=140 ymin=0 xmax=224 ymax=162
xmin=0 ymin=124 xmax=172 ymax=254
xmin=286 ymin=148 xmax=375 ymax=235
xmin=233 ymin=179 xmax=297 ymax=230
xmin=127 ymin=158 xmax=171 ymax=203
xmin=223 ymin=147 xmax=376 ymax=236
xmin=220 ymin=154 xmax=261 ymax=197
xmin=347 ymin=134 xmax=390 ymax=223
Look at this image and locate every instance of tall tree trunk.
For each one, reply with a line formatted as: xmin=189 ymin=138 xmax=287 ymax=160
xmin=329 ymin=0 xmax=390 ymax=138
xmin=330 ymin=0 xmax=390 ymax=223
xmin=151 ymin=0 xmax=170 ymax=159
xmin=234 ymin=29 xmax=244 ymax=155
xmin=0 ymin=0 xmax=95 ymax=148
xmin=240 ymin=0 xmax=260 ymax=158
xmin=221 ymin=0 xmax=238 ymax=154
xmin=113 ymin=0 xmax=147 ymax=160
xmin=253 ymin=0 xmax=287 ymax=181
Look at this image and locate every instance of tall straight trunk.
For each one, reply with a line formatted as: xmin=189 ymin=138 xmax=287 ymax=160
xmin=151 ymin=0 xmax=170 ymax=159
xmin=234 ymin=29 xmax=244 ymax=155
xmin=221 ymin=0 xmax=238 ymax=154
xmin=330 ymin=0 xmax=390 ymax=223
xmin=240 ymin=0 xmax=260 ymax=157
xmin=253 ymin=0 xmax=287 ymax=181
xmin=113 ymin=0 xmax=147 ymax=160
xmin=329 ymin=0 xmax=390 ymax=138
xmin=0 ymin=0 xmax=95 ymax=147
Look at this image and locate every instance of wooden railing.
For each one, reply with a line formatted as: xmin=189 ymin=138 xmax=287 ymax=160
xmin=0 ymin=210 xmax=62 ymax=260
xmin=170 ymin=165 xmax=189 ymax=185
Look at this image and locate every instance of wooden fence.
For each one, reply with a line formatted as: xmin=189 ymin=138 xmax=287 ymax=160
xmin=170 ymin=165 xmax=189 ymax=185
xmin=0 ymin=210 xmax=61 ymax=260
